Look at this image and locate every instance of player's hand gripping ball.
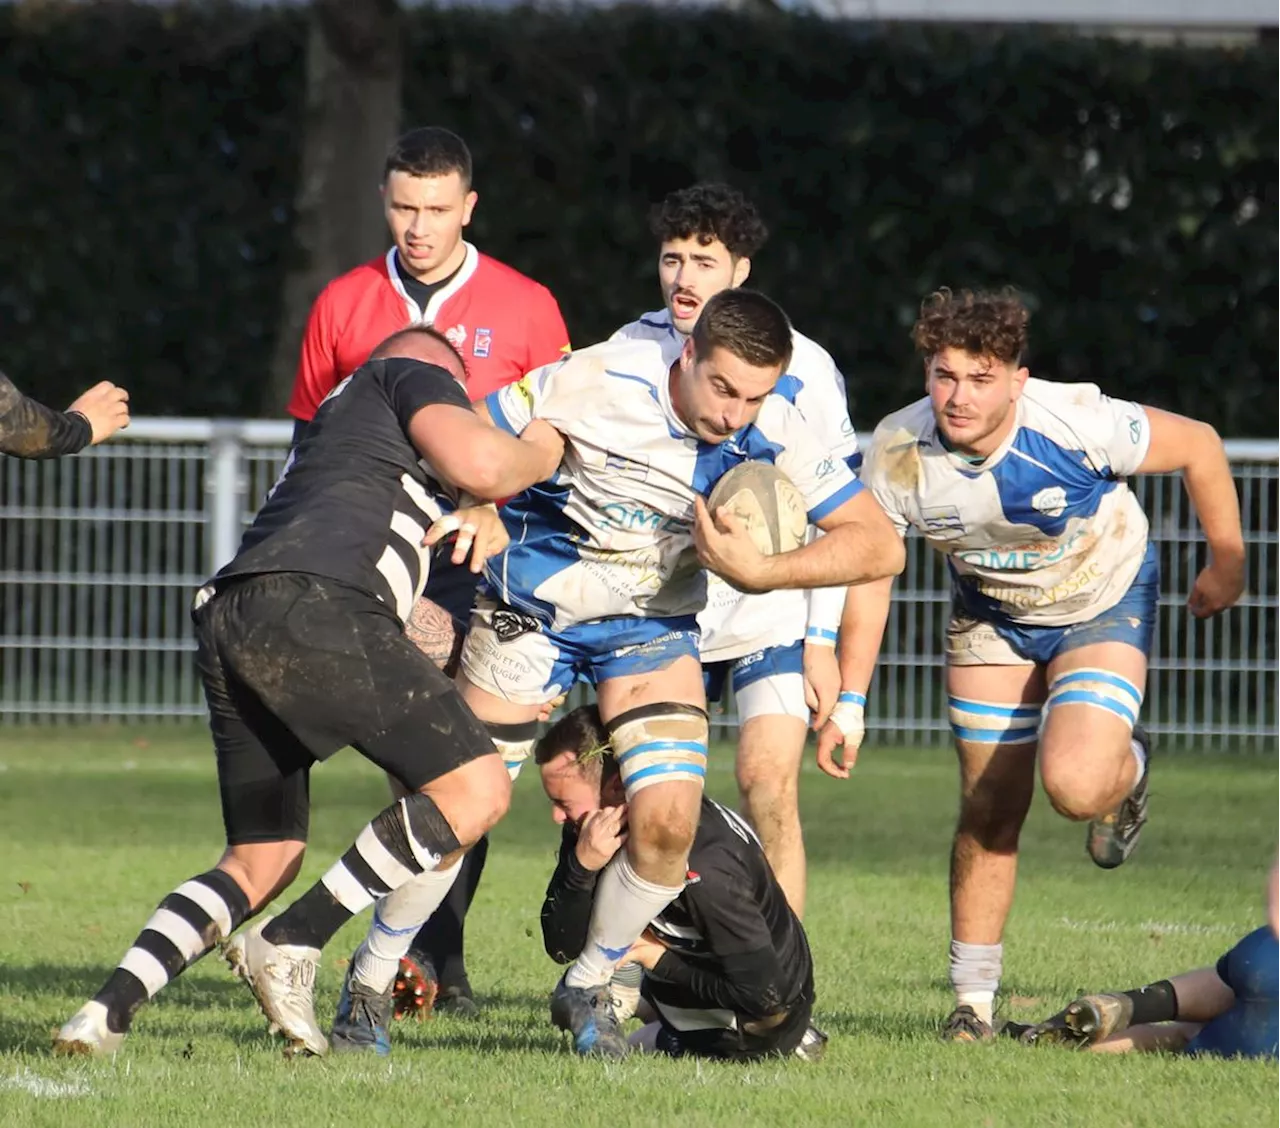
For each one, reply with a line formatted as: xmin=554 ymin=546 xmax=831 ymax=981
xmin=696 ymin=461 xmax=806 ymax=593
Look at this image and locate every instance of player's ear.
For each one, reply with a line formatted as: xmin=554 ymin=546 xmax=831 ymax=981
xmin=731 ymin=255 xmax=751 ymax=288
xmin=1011 ymin=365 xmax=1029 ymax=399
xmin=462 ymin=190 xmax=478 ymax=226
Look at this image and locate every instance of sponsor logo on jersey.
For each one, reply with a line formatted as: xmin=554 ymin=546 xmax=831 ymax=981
xmin=473 ymin=327 xmax=492 ymax=358
xmin=443 ymin=324 xmax=467 ymax=349
xmin=815 ymin=456 xmax=837 ymax=479
xmin=921 ymin=505 xmax=965 ymax=534
xmin=604 ymin=451 xmax=650 ymax=480
xmin=1128 ymin=417 xmax=1142 ymax=444
xmin=1032 ymin=486 xmax=1068 ymax=518
xmin=490 ymin=608 xmax=541 ymax=642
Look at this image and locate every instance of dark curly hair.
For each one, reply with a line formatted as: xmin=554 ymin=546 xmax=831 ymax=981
xmin=649 ymin=183 xmax=769 ymax=259
xmin=912 ymin=288 xmax=1030 ymax=366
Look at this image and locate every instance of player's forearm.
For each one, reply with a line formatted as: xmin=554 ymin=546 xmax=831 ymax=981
xmin=836 ymin=578 xmax=893 ymax=693
xmin=0 ymin=374 xmax=92 ymax=459
xmin=539 ymin=847 xmax=599 ymax=964
xmin=755 ymin=520 xmax=905 ymax=590
xmin=469 ymin=422 xmax=564 ymax=499
xmin=650 ymin=949 xmax=789 ymax=1019
xmin=1181 ymin=426 xmax=1244 ymax=565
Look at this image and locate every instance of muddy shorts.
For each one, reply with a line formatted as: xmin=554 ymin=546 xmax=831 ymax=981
xmin=192 ymin=572 xmax=493 ymax=845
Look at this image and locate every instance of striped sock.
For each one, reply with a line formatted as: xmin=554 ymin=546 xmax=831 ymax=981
xmin=263 ymin=792 xmax=461 ymax=951
xmin=93 ymin=869 xmax=250 ymax=1034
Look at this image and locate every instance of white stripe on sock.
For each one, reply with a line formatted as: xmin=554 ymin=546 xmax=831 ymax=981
xmin=120 ymin=946 xmax=170 ymax=998
xmin=147 ymin=907 xmax=205 ymax=960
xmin=322 ymin=863 xmax=376 ymax=915
xmin=173 ymin=878 xmax=233 ymax=937
xmin=354 ymin=824 xmax=417 ymax=890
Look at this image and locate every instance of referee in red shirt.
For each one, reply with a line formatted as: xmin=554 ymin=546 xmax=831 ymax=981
xmin=286 ymin=127 xmax=570 ymax=1017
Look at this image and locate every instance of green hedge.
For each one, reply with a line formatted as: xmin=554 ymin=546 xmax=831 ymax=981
xmin=0 ymin=3 xmax=1275 ymax=432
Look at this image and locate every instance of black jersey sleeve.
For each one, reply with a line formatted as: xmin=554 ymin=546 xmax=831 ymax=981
xmin=0 ymin=372 xmax=93 ymax=459
xmin=648 ymin=846 xmax=792 ymax=1018
xmin=539 ymin=826 xmax=602 ymax=964
xmin=381 ymin=359 xmax=472 ymax=431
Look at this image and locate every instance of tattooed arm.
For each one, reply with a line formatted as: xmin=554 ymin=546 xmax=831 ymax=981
xmin=404 ymin=595 xmax=465 ymax=677
xmin=0 ymin=372 xmax=130 ymax=458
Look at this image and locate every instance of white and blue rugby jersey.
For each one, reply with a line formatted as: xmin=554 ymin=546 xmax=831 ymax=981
xmin=863 ymin=378 xmax=1152 ymax=628
xmin=612 ymin=309 xmax=861 ymax=661
xmin=484 ymin=337 xmax=862 ymax=632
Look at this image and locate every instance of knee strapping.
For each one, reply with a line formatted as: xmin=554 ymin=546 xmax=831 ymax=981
xmin=1044 ymin=668 xmax=1142 ymax=731
xmin=486 ymin=719 xmax=539 ymax=781
xmin=948 ymin=697 xmax=1041 ymax=746
xmin=371 ymin=792 xmax=461 ymax=873
xmin=607 ymin=703 xmax=709 ymax=797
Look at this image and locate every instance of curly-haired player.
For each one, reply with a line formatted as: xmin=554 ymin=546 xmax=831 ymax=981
xmin=817 ymin=287 xmax=1246 ymax=1043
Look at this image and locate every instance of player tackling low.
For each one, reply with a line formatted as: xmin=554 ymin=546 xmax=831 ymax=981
xmin=818 ymin=288 xmax=1245 ymax=1042
xmin=332 ymin=289 xmax=904 ymax=1058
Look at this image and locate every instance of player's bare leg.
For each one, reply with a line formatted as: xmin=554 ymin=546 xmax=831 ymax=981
xmin=942 ymin=661 xmax=1043 ymax=1041
xmin=549 ymin=656 xmax=708 ymax=1057
xmin=735 ymin=712 xmax=808 ymax=917
xmin=1039 ymin=642 xmax=1149 ymax=868
xmin=1026 ymin=965 xmax=1234 ymax=1052
xmin=54 ymin=838 xmax=309 ymax=1057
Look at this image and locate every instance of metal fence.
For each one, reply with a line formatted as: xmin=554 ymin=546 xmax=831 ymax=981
xmin=1 ymin=421 xmax=1275 ymax=747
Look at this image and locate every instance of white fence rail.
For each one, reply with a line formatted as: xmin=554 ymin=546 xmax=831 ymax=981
xmin=1 ymin=420 xmax=1275 ymax=748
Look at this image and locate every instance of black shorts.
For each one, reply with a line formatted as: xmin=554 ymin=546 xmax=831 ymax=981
xmin=421 ymin=551 xmax=484 ymax=624
xmin=646 ymin=988 xmax=815 ymax=1062
xmin=193 ymin=571 xmax=493 ymax=845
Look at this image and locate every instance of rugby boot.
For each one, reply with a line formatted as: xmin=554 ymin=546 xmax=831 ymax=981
xmin=330 ymin=962 xmax=392 ymax=1055
xmin=940 ymin=1004 xmax=994 ymax=1043
xmin=223 ymin=917 xmax=326 ymax=1057
xmin=52 ymin=1000 xmax=124 ymax=1057
xmin=1088 ymin=724 xmax=1152 ymax=869
xmin=794 ymin=1022 xmax=830 ymax=1063
xmin=550 ymin=974 xmax=629 ymax=1058
xmin=1021 ymin=993 xmax=1134 ymax=1047
xmin=391 ymin=954 xmax=439 ymax=1021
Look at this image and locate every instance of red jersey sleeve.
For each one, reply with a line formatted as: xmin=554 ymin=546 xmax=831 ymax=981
xmin=523 ymin=285 xmax=571 ymax=372
xmin=286 ymin=286 xmax=342 ymax=422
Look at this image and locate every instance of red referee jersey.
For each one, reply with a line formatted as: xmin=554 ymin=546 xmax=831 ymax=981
xmin=287 ymin=244 xmax=570 ymax=421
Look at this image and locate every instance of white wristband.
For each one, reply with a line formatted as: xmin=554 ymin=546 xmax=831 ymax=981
xmin=829 ymin=691 xmax=866 ymax=737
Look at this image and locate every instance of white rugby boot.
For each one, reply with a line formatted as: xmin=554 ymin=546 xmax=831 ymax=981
xmin=223 ymin=917 xmax=327 ymax=1057
xmin=52 ymin=1000 xmax=124 ymax=1057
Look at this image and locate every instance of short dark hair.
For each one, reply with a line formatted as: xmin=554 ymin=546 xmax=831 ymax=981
xmin=649 ymin=183 xmax=768 ymax=260
xmin=383 ymin=127 xmax=473 ymax=188
xmin=691 ymin=289 xmax=793 ymax=371
xmin=368 ymin=324 xmax=468 ymax=381
xmin=534 ymin=705 xmax=617 ymax=784
xmin=912 ymin=287 xmax=1030 ymax=366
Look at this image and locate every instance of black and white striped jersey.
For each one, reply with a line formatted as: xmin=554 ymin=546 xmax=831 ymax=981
xmin=215 ymin=357 xmax=469 ymax=624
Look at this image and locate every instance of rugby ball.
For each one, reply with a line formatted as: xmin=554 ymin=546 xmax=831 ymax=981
xmin=705 ymin=461 xmax=807 ymax=556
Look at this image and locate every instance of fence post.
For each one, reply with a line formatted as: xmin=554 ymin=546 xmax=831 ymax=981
xmin=207 ymin=423 xmax=245 ymax=575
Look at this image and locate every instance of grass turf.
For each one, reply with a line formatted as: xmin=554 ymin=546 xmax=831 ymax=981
xmin=0 ymin=725 xmax=1275 ymax=1127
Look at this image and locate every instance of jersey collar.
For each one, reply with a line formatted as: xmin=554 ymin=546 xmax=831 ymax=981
xmin=385 ymin=242 xmax=480 ymax=324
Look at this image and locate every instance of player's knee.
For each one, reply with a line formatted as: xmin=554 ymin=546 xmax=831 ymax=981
xmin=607 ymin=702 xmax=709 ymax=801
xmin=1039 ymin=758 xmax=1115 ymax=821
xmin=631 ymin=804 xmax=698 ymax=865
xmin=486 ymin=718 xmax=539 ymax=782
xmin=956 ymin=790 xmax=1026 ymax=850
xmin=419 ymin=756 xmax=510 ymax=845
xmin=736 ymin=766 xmax=797 ymax=827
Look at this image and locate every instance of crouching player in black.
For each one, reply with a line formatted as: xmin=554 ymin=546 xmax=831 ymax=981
xmin=54 ymin=326 xmax=563 ymax=1058
xmin=538 ymin=706 xmax=826 ymax=1062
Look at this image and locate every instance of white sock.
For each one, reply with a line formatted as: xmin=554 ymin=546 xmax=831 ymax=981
xmin=351 ymin=857 xmax=462 ymax=992
xmin=1129 ymin=737 xmax=1147 ymax=788
xmin=949 ymin=939 xmax=1003 ymax=1026
xmin=563 ymin=854 xmax=682 ymax=989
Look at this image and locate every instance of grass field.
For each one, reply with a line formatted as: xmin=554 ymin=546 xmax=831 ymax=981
xmin=0 ymin=725 xmax=1275 ymax=1128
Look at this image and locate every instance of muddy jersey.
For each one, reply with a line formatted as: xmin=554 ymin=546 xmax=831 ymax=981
xmin=610 ymin=309 xmax=860 ymax=660
xmin=484 ymin=338 xmax=861 ymax=632
xmin=863 ymin=378 xmax=1152 ymax=627
xmin=216 ymin=358 xmax=468 ymax=624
